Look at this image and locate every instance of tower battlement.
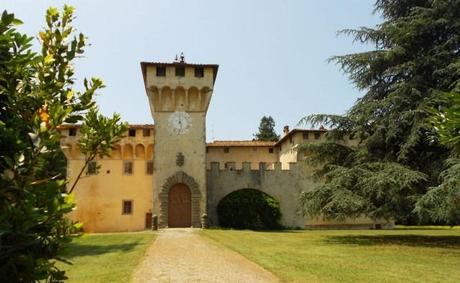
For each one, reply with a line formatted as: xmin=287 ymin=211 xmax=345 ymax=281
xmin=141 ymin=61 xmax=218 ymax=114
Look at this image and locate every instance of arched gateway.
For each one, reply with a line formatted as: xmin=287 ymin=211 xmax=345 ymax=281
xmin=159 ymin=171 xmax=201 ymax=228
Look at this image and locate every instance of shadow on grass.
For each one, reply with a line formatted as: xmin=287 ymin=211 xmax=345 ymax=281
xmin=394 ymin=227 xmax=459 ymax=230
xmin=61 ymin=242 xmax=141 ymax=258
xmin=207 ymin=227 xmax=304 ymax=233
xmin=325 ymin=235 xmax=460 ymax=249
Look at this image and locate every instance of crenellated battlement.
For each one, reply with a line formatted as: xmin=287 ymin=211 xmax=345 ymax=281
xmin=208 ymin=161 xmax=304 ymax=173
xmin=206 ymin=160 xmax=314 ymax=228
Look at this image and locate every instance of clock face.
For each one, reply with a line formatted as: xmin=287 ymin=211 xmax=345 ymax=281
xmin=168 ymin=111 xmax=192 ymax=135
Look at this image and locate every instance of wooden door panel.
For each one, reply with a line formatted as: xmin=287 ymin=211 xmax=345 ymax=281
xmin=168 ymin=184 xmax=191 ymax=227
xmin=145 ymin=212 xmax=152 ymax=229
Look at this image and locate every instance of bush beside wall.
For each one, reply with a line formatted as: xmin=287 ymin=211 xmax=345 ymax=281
xmin=217 ymin=189 xmax=282 ymax=229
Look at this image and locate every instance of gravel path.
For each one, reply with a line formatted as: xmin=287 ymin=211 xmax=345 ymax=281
xmin=132 ymin=228 xmax=279 ymax=283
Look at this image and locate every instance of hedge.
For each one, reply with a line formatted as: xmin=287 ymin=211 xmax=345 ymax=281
xmin=217 ymin=189 xmax=282 ymax=229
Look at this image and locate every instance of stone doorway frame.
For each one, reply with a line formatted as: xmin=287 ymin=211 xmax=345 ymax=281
xmin=159 ymin=171 xmax=201 ymax=227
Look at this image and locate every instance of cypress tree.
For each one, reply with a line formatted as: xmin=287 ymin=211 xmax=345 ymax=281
xmin=254 ymin=116 xmax=280 ymax=141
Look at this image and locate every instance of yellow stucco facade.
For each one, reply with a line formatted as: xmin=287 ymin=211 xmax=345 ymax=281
xmin=62 ymin=59 xmax=393 ymax=232
xmin=62 ymin=126 xmax=154 ymax=232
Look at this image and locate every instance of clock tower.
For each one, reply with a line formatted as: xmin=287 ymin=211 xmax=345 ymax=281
xmin=141 ymin=58 xmax=218 ymax=228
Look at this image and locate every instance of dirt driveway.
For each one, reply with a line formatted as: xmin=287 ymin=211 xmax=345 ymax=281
xmin=132 ymin=228 xmax=278 ymax=283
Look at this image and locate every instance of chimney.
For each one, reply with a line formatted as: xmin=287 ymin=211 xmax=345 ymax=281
xmin=319 ymin=125 xmax=325 ymax=130
xmin=283 ymin=125 xmax=290 ymax=136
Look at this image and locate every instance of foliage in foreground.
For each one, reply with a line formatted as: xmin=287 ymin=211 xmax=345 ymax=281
xmin=0 ymin=7 xmax=125 ymax=281
xmin=430 ymin=91 xmax=460 ymax=155
xmin=416 ymin=90 xmax=460 ymax=225
xmin=68 ymin=109 xmax=127 ymax=194
xmin=217 ymin=189 xmax=282 ymax=229
xmin=300 ymin=0 xmax=460 ymax=224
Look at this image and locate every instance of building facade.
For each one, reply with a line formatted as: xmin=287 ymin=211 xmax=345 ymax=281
xmin=61 ymin=60 xmax=392 ymax=232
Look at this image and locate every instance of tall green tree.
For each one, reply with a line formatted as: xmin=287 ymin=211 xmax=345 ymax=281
xmin=254 ymin=116 xmax=279 ymax=141
xmin=415 ymin=90 xmax=460 ymax=225
xmin=300 ymin=0 xmax=460 ymax=224
xmin=0 ymin=6 xmax=125 ymax=281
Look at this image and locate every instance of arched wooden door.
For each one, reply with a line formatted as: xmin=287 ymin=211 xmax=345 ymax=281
xmin=168 ymin=183 xmax=192 ymax=227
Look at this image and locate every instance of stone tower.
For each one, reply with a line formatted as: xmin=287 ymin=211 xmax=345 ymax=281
xmin=141 ymin=58 xmax=218 ymax=227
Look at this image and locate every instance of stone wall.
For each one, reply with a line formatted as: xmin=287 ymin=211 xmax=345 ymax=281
xmin=207 ymin=161 xmax=393 ymax=229
xmin=207 ymin=161 xmax=315 ymax=228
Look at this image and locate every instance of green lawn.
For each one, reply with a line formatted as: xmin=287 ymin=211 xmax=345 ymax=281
xmin=56 ymin=232 xmax=155 ymax=283
xmin=201 ymin=227 xmax=460 ymax=283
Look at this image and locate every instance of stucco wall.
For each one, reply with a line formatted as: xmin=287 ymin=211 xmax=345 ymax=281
xmin=206 ymin=146 xmax=278 ymax=170
xmin=66 ymin=159 xmax=153 ymax=232
xmin=278 ymin=131 xmax=327 ymax=169
xmin=62 ymin=126 xmax=154 ymax=233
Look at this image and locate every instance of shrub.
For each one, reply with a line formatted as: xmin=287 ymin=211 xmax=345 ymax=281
xmin=217 ymin=189 xmax=282 ymax=229
xmin=0 ymin=7 xmax=125 ymax=281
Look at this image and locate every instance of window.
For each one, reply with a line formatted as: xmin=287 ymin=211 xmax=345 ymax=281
xmin=289 ymin=137 xmax=293 ymax=144
xmin=146 ymin=161 xmax=153 ymax=175
xmin=314 ymin=132 xmax=321 ymax=140
xmin=156 ymin=66 xmax=166 ymax=76
xmin=175 ymin=66 xmax=185 ymax=77
xmin=303 ymin=132 xmax=309 ymax=140
xmin=123 ymin=161 xmax=133 ymax=175
xmin=194 ymin=67 xmax=204 ymax=77
xmin=122 ymin=200 xmax=133 ymax=215
xmin=128 ymin=128 xmax=136 ymax=137
xmin=269 ymin=148 xmax=274 ymax=154
xmin=69 ymin=128 xmax=77 ymax=136
xmin=143 ymin=128 xmax=150 ymax=137
xmin=224 ymin=147 xmax=230 ymax=153
xmin=87 ymin=161 xmax=97 ymax=175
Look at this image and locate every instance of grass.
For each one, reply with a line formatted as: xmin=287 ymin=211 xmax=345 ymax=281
xmin=56 ymin=232 xmax=155 ymax=283
xmin=201 ymin=227 xmax=460 ymax=283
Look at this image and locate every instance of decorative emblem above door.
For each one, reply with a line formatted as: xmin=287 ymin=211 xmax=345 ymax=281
xmin=176 ymin=152 xmax=184 ymax=167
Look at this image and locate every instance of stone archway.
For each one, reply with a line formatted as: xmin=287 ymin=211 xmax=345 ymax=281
xmin=159 ymin=171 xmax=201 ymax=227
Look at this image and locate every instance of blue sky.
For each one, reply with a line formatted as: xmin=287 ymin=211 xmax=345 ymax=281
xmin=4 ymin=0 xmax=380 ymax=141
